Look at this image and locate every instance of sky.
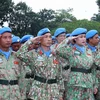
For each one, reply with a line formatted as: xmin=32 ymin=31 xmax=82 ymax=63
xmin=12 ymin=0 xmax=98 ymax=20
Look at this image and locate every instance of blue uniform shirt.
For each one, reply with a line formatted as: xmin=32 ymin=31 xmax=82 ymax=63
xmin=0 ymin=49 xmax=11 ymax=60
xmin=74 ymin=44 xmax=85 ymax=54
xmin=39 ymin=47 xmax=51 ymax=57
xmin=87 ymin=43 xmax=96 ymax=52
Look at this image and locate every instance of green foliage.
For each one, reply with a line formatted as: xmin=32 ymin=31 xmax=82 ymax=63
xmin=55 ymin=9 xmax=77 ymax=22
xmin=1 ymin=0 xmax=100 ymax=37
xmin=96 ymin=0 xmax=100 ymax=8
xmin=9 ymin=2 xmax=37 ymax=37
xmin=0 ymin=0 xmax=14 ymax=26
xmin=55 ymin=20 xmax=100 ymax=35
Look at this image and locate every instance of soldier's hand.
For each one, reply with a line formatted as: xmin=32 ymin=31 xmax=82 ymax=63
xmin=59 ymin=97 xmax=63 ymax=100
xmin=31 ymin=35 xmax=46 ymax=44
xmin=68 ymin=36 xmax=79 ymax=44
xmin=94 ymin=88 xmax=98 ymax=94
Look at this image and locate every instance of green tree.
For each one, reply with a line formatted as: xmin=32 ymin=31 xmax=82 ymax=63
xmin=38 ymin=9 xmax=56 ymax=23
xmin=91 ymin=0 xmax=100 ymax=21
xmin=9 ymin=2 xmax=37 ymax=37
xmin=31 ymin=8 xmax=58 ymax=36
xmin=55 ymin=20 xmax=100 ymax=35
xmin=0 ymin=0 xmax=14 ymax=26
xmin=55 ymin=8 xmax=77 ymax=22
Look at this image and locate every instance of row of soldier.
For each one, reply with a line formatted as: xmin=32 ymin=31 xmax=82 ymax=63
xmin=0 ymin=27 xmax=100 ymax=100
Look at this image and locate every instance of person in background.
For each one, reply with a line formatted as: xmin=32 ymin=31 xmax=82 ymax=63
xmin=51 ymin=36 xmax=56 ymax=45
xmin=0 ymin=27 xmax=22 ymax=100
xmin=19 ymin=34 xmax=35 ymax=100
xmin=21 ymin=35 xmax=34 ymax=51
xmin=51 ymin=28 xmax=68 ymax=100
xmin=16 ymin=28 xmax=64 ymax=100
xmin=66 ymin=33 xmax=71 ymax=38
xmin=86 ymin=30 xmax=100 ymax=100
xmin=11 ymin=36 xmax=21 ymax=52
xmin=86 ymin=30 xmax=99 ymax=52
xmin=51 ymin=28 xmax=66 ymax=51
xmin=56 ymin=27 xmax=98 ymax=100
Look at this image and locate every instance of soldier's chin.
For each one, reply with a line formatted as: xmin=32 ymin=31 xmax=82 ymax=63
xmin=5 ymin=44 xmax=11 ymax=48
xmin=82 ymin=43 xmax=86 ymax=46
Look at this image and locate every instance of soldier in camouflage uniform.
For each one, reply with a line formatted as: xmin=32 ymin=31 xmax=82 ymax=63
xmin=19 ymin=35 xmax=34 ymax=100
xmin=0 ymin=27 xmax=22 ymax=100
xmin=11 ymin=36 xmax=21 ymax=52
xmin=55 ymin=28 xmax=98 ymax=100
xmin=16 ymin=28 xmax=64 ymax=100
xmin=51 ymin=28 xmax=69 ymax=100
xmin=86 ymin=30 xmax=100 ymax=100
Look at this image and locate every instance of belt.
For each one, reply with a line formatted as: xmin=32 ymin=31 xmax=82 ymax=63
xmin=63 ymin=66 xmax=70 ymax=70
xmin=71 ymin=67 xmax=91 ymax=74
xmin=25 ymin=73 xmax=35 ymax=79
xmin=34 ymin=75 xmax=57 ymax=84
xmin=0 ymin=80 xmax=18 ymax=85
xmin=96 ymin=67 xmax=100 ymax=71
xmin=25 ymin=73 xmax=57 ymax=84
xmin=25 ymin=73 xmax=34 ymax=78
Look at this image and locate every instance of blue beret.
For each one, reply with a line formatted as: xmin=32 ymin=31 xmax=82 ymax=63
xmin=37 ymin=28 xmax=50 ymax=36
xmin=86 ymin=30 xmax=98 ymax=39
xmin=0 ymin=27 xmax=12 ymax=35
xmin=21 ymin=35 xmax=34 ymax=43
xmin=71 ymin=28 xmax=87 ymax=36
xmin=12 ymin=36 xmax=20 ymax=43
xmin=54 ymin=28 xmax=66 ymax=37
xmin=66 ymin=33 xmax=71 ymax=37
xmin=52 ymin=36 xmax=56 ymax=40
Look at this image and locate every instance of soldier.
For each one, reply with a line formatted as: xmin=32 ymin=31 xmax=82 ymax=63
xmin=66 ymin=33 xmax=71 ymax=37
xmin=86 ymin=30 xmax=99 ymax=52
xmin=21 ymin=35 xmax=34 ymax=51
xmin=0 ymin=27 xmax=22 ymax=100
xmin=51 ymin=28 xmax=69 ymax=100
xmin=55 ymin=28 xmax=98 ymax=100
xmin=16 ymin=28 xmax=64 ymax=100
xmin=51 ymin=36 xmax=56 ymax=45
xmin=20 ymin=34 xmax=35 ymax=100
xmin=11 ymin=36 xmax=21 ymax=52
xmin=86 ymin=30 xmax=100 ymax=100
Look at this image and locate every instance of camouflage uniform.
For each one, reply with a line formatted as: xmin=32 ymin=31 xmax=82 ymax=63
xmin=19 ymin=62 xmax=33 ymax=100
xmin=94 ymin=45 xmax=100 ymax=100
xmin=56 ymin=39 xmax=98 ymax=100
xmin=0 ymin=50 xmax=22 ymax=100
xmin=51 ymin=43 xmax=70 ymax=100
xmin=16 ymin=40 xmax=64 ymax=100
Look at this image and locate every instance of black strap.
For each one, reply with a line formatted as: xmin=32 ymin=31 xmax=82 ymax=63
xmin=96 ymin=67 xmax=100 ymax=71
xmin=25 ymin=73 xmax=34 ymax=78
xmin=25 ymin=73 xmax=57 ymax=84
xmin=0 ymin=80 xmax=18 ymax=85
xmin=34 ymin=75 xmax=57 ymax=84
xmin=63 ymin=66 xmax=70 ymax=70
xmin=71 ymin=67 xmax=91 ymax=74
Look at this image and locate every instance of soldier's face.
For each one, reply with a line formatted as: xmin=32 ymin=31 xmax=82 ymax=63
xmin=89 ymin=34 xmax=99 ymax=46
xmin=0 ymin=32 xmax=12 ymax=48
xmin=75 ymin=34 xmax=86 ymax=46
xmin=56 ymin=33 xmax=66 ymax=44
xmin=11 ymin=42 xmax=21 ymax=51
xmin=41 ymin=33 xmax=52 ymax=47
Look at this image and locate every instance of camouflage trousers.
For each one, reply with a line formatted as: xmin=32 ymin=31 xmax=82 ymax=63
xmin=28 ymin=80 xmax=61 ymax=100
xmin=65 ymin=86 xmax=95 ymax=100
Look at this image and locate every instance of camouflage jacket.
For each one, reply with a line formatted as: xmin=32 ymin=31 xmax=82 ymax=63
xmin=56 ymin=38 xmax=98 ymax=89
xmin=0 ymin=50 xmax=22 ymax=100
xmin=16 ymin=40 xmax=64 ymax=99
